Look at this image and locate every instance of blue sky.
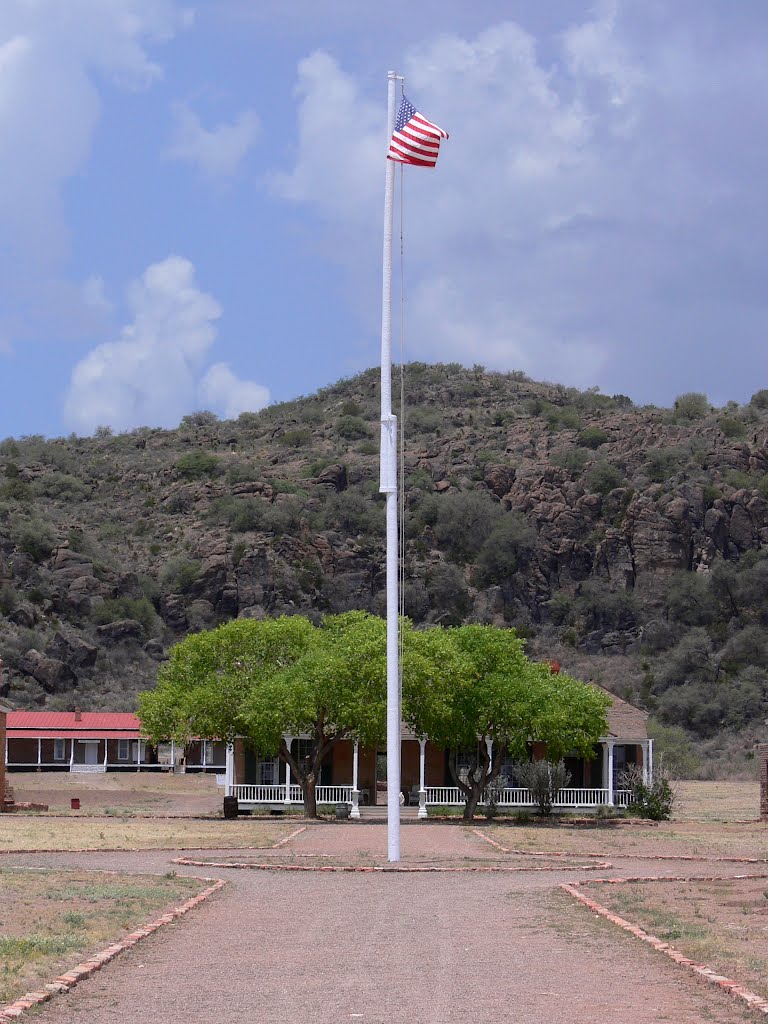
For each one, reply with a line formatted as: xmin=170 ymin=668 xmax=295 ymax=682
xmin=1 ymin=0 xmax=766 ymax=438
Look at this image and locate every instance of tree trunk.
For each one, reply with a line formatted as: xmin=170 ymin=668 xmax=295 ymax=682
xmin=303 ymin=772 xmax=318 ymax=818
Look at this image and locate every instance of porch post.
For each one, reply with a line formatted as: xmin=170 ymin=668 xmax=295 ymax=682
xmin=103 ymin=741 xmax=108 ymax=768
xmin=170 ymin=738 xmax=175 ymax=772
xmin=418 ymin=737 xmax=427 ymax=819
xmin=69 ymin=738 xmax=74 ymax=769
xmin=284 ymin=735 xmax=293 ymax=805
xmin=137 ymin=740 xmax=143 ymax=771
xmin=201 ymin=741 xmax=207 ymax=770
xmin=225 ymin=742 xmax=234 ymax=797
xmin=648 ymin=737 xmax=654 ymax=780
xmin=607 ymin=741 xmax=615 ymax=806
xmin=37 ymin=738 xmax=41 ymax=767
xmin=350 ymin=739 xmax=360 ymax=819
xmin=641 ymin=741 xmax=649 ymax=785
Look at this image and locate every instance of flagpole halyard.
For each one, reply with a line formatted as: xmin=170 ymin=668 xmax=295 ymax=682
xmin=381 ymin=69 xmax=401 ymax=863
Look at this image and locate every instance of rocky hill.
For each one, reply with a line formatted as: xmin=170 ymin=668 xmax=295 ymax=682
xmin=2 ymin=363 xmax=767 ymax=775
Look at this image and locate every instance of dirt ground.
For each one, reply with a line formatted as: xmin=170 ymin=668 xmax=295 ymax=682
xmin=6 ymin=769 xmax=223 ymax=816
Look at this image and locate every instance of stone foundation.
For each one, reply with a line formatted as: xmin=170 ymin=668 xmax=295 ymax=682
xmin=760 ymin=743 xmax=768 ymax=821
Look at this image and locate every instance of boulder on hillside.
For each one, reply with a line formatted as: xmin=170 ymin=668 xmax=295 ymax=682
xmin=46 ymin=631 xmax=98 ymax=669
xmin=95 ymin=619 xmax=145 ymax=643
xmin=315 ymin=464 xmax=347 ymax=492
xmin=20 ymin=650 xmax=77 ymax=693
xmin=483 ymin=464 xmax=515 ymax=498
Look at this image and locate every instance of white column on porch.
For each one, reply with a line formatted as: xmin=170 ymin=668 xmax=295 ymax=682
xmin=69 ymin=738 xmax=74 ymax=769
xmin=284 ymin=735 xmax=293 ymax=804
xmin=418 ymin=737 xmax=427 ymax=819
xmin=170 ymin=738 xmax=175 ymax=772
xmin=103 ymin=741 xmax=108 ymax=768
xmin=37 ymin=738 xmax=41 ymax=767
xmin=648 ymin=737 xmax=654 ymax=780
xmin=641 ymin=740 xmax=649 ymax=785
xmin=350 ymin=740 xmax=360 ymax=819
xmin=137 ymin=740 xmax=143 ymax=770
xmin=225 ymin=743 xmax=234 ymax=797
xmin=485 ymin=737 xmax=493 ymax=773
xmin=607 ymin=741 xmax=615 ymax=806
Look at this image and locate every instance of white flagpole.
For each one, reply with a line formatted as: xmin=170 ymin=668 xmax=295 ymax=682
xmin=380 ymin=69 xmax=400 ymax=863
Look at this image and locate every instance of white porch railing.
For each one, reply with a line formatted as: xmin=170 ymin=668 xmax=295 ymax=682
xmin=424 ymin=786 xmax=632 ymax=808
xmin=230 ymin=784 xmax=354 ymax=806
xmin=70 ymin=764 xmax=107 ymax=774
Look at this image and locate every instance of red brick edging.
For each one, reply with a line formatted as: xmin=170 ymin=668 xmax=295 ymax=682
xmin=561 ymin=873 xmax=768 ymax=1016
xmin=170 ymin=856 xmax=613 ymax=873
xmin=0 ymin=876 xmax=225 ymax=1023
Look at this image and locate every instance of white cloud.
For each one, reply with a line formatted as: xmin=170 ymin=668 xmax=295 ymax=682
xmin=166 ymin=101 xmax=259 ymax=181
xmin=82 ymin=275 xmax=112 ymax=314
xmin=64 ymin=256 xmax=269 ymax=433
xmin=199 ymin=363 xmax=270 ymax=418
xmin=272 ymin=13 xmax=768 ymax=401
xmin=0 ymin=1 xmax=191 ymax=345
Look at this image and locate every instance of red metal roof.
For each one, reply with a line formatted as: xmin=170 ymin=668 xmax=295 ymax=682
xmin=7 ymin=711 xmax=142 ymax=738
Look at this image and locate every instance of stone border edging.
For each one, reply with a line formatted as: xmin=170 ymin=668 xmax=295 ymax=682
xmin=170 ymin=855 xmax=613 ymax=873
xmin=560 ymin=873 xmax=768 ymax=1017
xmin=0 ymin=875 xmax=225 ymax=1022
xmin=271 ymin=826 xmax=306 ymax=847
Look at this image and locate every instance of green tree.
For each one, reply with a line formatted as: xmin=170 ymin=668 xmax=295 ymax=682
xmin=402 ymin=625 xmax=609 ymax=820
xmin=139 ymin=613 xmax=388 ymax=818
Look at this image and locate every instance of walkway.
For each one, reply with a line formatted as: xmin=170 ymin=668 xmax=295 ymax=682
xmin=2 ymin=824 xmax=756 ymax=1024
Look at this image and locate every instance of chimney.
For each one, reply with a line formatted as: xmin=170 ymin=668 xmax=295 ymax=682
xmin=74 ymin=707 xmax=82 ymax=722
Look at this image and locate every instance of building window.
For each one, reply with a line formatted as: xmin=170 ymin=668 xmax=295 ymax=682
xmin=53 ymin=739 xmax=66 ymax=761
xmin=203 ymin=740 xmax=214 ymax=764
xmin=259 ymin=760 xmax=277 ymax=785
xmin=118 ymin=739 xmax=129 ymax=761
xmin=294 ymin=738 xmax=313 ymax=766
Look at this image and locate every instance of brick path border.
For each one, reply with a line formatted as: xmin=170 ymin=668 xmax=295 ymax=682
xmin=561 ymin=873 xmax=768 ymax=1017
xmin=0 ymin=875 xmax=225 ymax=1023
xmin=170 ymin=855 xmax=613 ymax=873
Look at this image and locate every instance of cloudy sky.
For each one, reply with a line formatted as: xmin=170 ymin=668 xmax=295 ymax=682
xmin=0 ymin=0 xmax=766 ymax=437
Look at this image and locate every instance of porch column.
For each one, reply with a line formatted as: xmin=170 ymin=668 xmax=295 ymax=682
xmin=607 ymin=741 xmax=615 ymax=806
xmin=137 ymin=740 xmax=143 ymax=771
xmin=69 ymin=738 xmax=74 ymax=769
xmin=201 ymin=741 xmax=207 ymax=769
xmin=418 ymin=737 xmax=427 ymax=819
xmin=225 ymin=742 xmax=234 ymax=797
xmin=170 ymin=738 xmax=176 ymax=772
xmin=284 ymin=735 xmax=293 ymax=805
xmin=641 ymin=741 xmax=649 ymax=785
xmin=103 ymin=741 xmax=108 ymax=768
xmin=648 ymin=738 xmax=654 ymax=781
xmin=37 ymin=738 xmax=41 ymax=768
xmin=350 ymin=740 xmax=360 ymax=819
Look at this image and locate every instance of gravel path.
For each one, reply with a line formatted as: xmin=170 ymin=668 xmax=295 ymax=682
xmin=1 ymin=824 xmax=757 ymax=1024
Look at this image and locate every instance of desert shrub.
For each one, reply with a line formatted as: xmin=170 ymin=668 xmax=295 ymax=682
xmin=664 ymin=571 xmax=717 ymax=626
xmin=32 ymin=472 xmax=90 ymax=501
xmin=159 ymin=557 xmax=200 ymax=594
xmin=586 ymin=462 xmax=626 ymax=496
xmin=277 ymin=428 xmax=311 ymax=448
xmin=619 ymin=762 xmax=674 ymax=820
xmin=227 ymin=464 xmax=262 ymax=485
xmin=0 ymin=583 xmax=17 ymax=614
xmin=749 ymin=389 xmax=768 ymax=409
xmin=432 ymin=491 xmax=503 ymax=562
xmin=176 ymin=451 xmax=221 ymax=479
xmin=577 ymin=427 xmax=609 ymax=449
xmin=180 ymin=410 xmax=219 ymax=430
xmin=404 ymin=408 xmax=442 ymax=437
xmin=91 ymin=596 xmax=161 ymax=637
xmin=551 ymin=448 xmax=590 ymax=477
xmin=476 ymin=513 xmax=536 ymax=583
xmin=646 ymin=720 xmax=700 ymax=778
xmin=644 ymin=447 xmax=686 ymax=483
xmin=11 ymin=518 xmax=57 ymax=562
xmin=575 ymin=582 xmax=637 ymax=631
xmin=335 ymin=415 xmax=370 ymax=440
xmin=424 ymin=562 xmax=471 ymax=624
xmin=717 ymin=416 xmax=746 ymax=439
xmin=321 ymin=491 xmax=381 ymax=536
xmin=673 ymin=392 xmax=709 ymax=421
xmin=512 ymin=759 xmax=571 ymax=816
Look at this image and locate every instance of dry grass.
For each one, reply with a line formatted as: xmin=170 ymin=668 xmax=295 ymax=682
xmin=0 ymin=818 xmax=298 ymax=852
xmin=592 ymin=877 xmax=768 ymax=1002
xmin=674 ymin=780 xmax=760 ymax=823
xmin=0 ymin=867 xmax=204 ymax=1005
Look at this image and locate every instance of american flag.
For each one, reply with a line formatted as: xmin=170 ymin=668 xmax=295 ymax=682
xmin=387 ymin=96 xmax=448 ymax=168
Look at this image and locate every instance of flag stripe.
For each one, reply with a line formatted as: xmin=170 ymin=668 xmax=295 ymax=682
xmin=387 ymin=95 xmax=448 ymax=168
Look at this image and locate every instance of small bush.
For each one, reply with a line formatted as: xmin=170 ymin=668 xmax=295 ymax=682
xmin=12 ymin=519 xmax=58 ymax=562
xmin=577 ymin=427 xmax=610 ymax=449
xmin=586 ymin=462 xmax=626 ymax=496
xmin=749 ymin=389 xmax=768 ymax=410
xmin=619 ymin=762 xmax=675 ymax=820
xmin=717 ymin=416 xmax=746 ymax=439
xmin=513 ymin=759 xmax=571 ymax=816
xmin=277 ymin=428 xmax=311 ymax=448
xmin=159 ymin=557 xmax=200 ymax=594
xmin=176 ymin=451 xmax=221 ymax=479
xmin=336 ymin=415 xmax=370 ymax=440
xmin=673 ymin=392 xmax=709 ymax=421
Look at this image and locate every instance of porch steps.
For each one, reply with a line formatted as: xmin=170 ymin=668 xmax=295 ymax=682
xmin=357 ymin=804 xmax=421 ymax=821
